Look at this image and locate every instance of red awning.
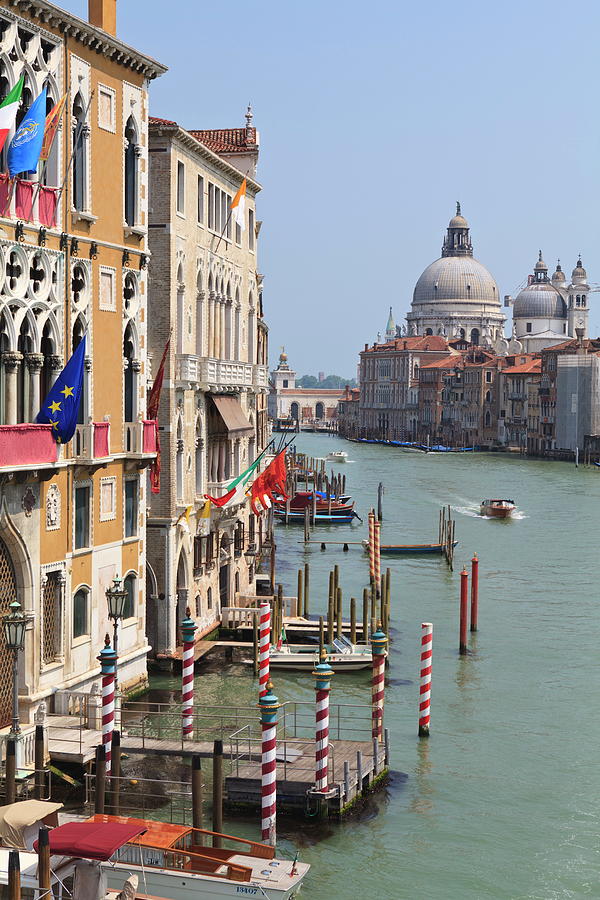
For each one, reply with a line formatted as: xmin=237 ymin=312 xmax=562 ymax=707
xmin=34 ymin=822 xmax=146 ymax=861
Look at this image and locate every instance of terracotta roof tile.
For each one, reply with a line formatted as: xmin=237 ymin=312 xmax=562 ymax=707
xmin=189 ymin=127 xmax=257 ymax=154
xmin=149 ymin=115 xmax=177 ymax=126
xmin=505 ymin=360 xmax=542 ymax=374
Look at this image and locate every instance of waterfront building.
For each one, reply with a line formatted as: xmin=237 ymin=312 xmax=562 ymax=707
xmin=406 ymin=205 xmax=506 ymax=346
xmin=268 ymin=350 xmax=343 ymax=426
xmin=146 ymin=112 xmax=268 ymax=659
xmin=337 ymin=385 xmax=360 ymax=438
xmin=554 ymin=345 xmax=600 ymax=452
xmin=438 ymin=348 xmax=503 ymax=448
xmin=0 ymin=0 xmax=165 ymax=725
xmin=505 ymin=254 xmax=591 ymax=353
xmin=498 ymin=355 xmax=541 ymax=451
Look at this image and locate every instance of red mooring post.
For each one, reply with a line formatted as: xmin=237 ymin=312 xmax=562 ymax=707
xmin=470 ymin=554 xmax=479 ymax=632
xmin=459 ymin=568 xmax=468 ymax=655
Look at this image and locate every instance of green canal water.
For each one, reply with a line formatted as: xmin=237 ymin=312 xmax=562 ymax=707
xmin=149 ymin=433 xmax=599 ymax=899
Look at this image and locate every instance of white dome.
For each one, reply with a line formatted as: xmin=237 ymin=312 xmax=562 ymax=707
xmin=413 ymin=256 xmax=500 ymax=307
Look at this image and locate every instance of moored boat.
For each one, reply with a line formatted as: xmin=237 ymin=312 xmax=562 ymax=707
xmin=274 ymin=509 xmax=359 ymax=524
xmin=362 ymin=539 xmax=458 ymax=555
xmin=480 ymin=499 xmax=515 ymax=518
xmin=268 ymin=636 xmax=372 ymax=672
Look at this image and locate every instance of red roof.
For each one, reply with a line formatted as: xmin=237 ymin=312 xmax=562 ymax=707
xmin=364 ymin=336 xmax=450 ymax=353
xmin=420 ymin=356 xmax=460 ymax=370
xmin=189 ymin=127 xmax=257 ymax=154
xmin=505 ymin=359 xmax=542 ymax=375
xmin=36 ymin=822 xmax=146 ymax=861
xmin=149 ymin=115 xmax=177 ymax=126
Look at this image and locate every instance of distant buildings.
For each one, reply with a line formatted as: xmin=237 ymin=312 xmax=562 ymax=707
xmin=269 ymin=351 xmax=343 ymax=426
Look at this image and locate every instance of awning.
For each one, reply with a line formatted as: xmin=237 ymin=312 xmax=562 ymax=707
xmin=0 ymin=801 xmax=63 ymax=849
xmin=209 ymin=394 xmax=253 ymax=436
xmin=34 ymin=822 xmax=146 ymax=861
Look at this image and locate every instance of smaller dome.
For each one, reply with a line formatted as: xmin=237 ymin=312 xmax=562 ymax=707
xmin=449 ymin=214 xmax=469 ymax=229
xmin=552 ymin=261 xmax=565 ymax=283
xmin=571 ymin=256 xmax=587 ymax=281
xmin=534 ymin=251 xmax=547 ymax=273
xmin=513 ymin=282 xmax=567 ymax=319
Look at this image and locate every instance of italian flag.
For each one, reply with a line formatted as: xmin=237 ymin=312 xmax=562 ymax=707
xmin=0 ymin=78 xmax=24 ymax=153
xmin=205 ymin=449 xmax=264 ymax=509
xmin=230 ymin=178 xmax=246 ymax=230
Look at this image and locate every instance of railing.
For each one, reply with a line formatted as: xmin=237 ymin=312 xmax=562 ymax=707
xmin=0 ymin=726 xmax=37 ymax=769
xmin=176 ymin=355 xmax=268 ymax=390
xmin=0 ymin=423 xmax=57 ymax=469
xmin=84 ymin=773 xmax=194 ymax=824
xmin=228 ymin=727 xmax=332 ymax=783
xmin=221 ymin=606 xmax=259 ymax=628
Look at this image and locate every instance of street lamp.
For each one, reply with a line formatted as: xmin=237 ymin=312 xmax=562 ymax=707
xmin=106 ymin=576 xmax=128 ymax=658
xmin=3 ymin=600 xmax=26 ymax=737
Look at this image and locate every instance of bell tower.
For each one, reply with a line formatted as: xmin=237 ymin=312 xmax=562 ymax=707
xmin=441 ymin=202 xmax=473 ymax=258
xmin=567 ymin=257 xmax=589 ymax=339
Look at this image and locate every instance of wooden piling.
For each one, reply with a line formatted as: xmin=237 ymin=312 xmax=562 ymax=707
xmin=377 ymin=482 xmax=384 ymax=521
xmin=319 ymin=616 xmax=325 ymax=657
xmin=336 ymin=586 xmax=343 ymax=639
xmin=327 ymin=594 xmax=334 ymax=644
xmin=362 ymin=589 xmax=369 ymax=644
xmin=94 ymin=745 xmax=106 ymax=814
xmin=304 ymin=563 xmax=310 ymax=617
xmin=111 ymin=729 xmax=121 ymax=815
xmin=304 ymin=508 xmax=310 ymax=543
xmin=192 ymin=755 xmax=204 ymax=831
xmin=370 ymin=583 xmax=376 ymax=628
xmin=297 ymin=568 xmax=304 ymax=619
xmin=8 ymin=849 xmax=20 ymax=900
xmin=356 ymin=749 xmax=363 ymax=790
xmin=5 ymin=738 xmax=16 ymax=805
xmin=34 ymin=725 xmax=44 ymax=801
xmin=212 ymin=739 xmax=224 ymax=848
xmin=350 ymin=597 xmax=357 ymax=644
xmin=37 ymin=828 xmax=51 ymax=900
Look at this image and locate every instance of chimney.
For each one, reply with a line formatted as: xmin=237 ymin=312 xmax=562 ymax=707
xmin=575 ymin=327 xmax=585 ymax=352
xmin=88 ymin=0 xmax=116 ymax=35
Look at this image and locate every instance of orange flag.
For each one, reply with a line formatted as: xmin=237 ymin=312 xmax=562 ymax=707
xmin=40 ymin=94 xmax=66 ymax=162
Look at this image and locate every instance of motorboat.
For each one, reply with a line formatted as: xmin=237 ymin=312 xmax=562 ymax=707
xmin=480 ymin=499 xmax=516 ymax=518
xmin=268 ymin=636 xmax=372 ymax=672
xmin=274 ymin=509 xmax=359 ymax=524
xmin=325 ymin=450 xmax=348 ymax=463
xmin=274 ymin=492 xmax=355 ymax=516
xmin=362 ymin=539 xmax=458 ymax=555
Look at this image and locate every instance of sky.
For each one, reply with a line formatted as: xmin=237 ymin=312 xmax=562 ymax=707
xmin=62 ymin=0 xmax=600 ymax=374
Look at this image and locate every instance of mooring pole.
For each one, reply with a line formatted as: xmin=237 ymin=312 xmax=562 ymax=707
xmin=5 ymin=738 xmax=16 ymax=805
xmin=192 ymin=755 xmax=204 ymax=831
xmin=98 ymin=634 xmax=117 ymax=772
xmin=350 ymin=597 xmax=357 ymax=644
xmin=460 ymin=568 xmax=469 ymax=655
xmin=94 ymin=745 xmax=106 ymax=814
xmin=181 ymin=609 xmax=197 ymax=740
xmin=371 ymin=627 xmax=388 ymax=742
xmin=258 ymin=683 xmax=280 ymax=846
xmin=470 ymin=554 xmax=479 ymax=632
xmin=377 ymin=482 xmax=384 ymax=521
xmin=313 ymin=651 xmax=334 ymax=792
xmin=258 ymin=601 xmax=271 ymax=698
xmin=8 ymin=849 xmax=20 ymax=900
xmin=110 ymin=729 xmax=121 ymax=814
xmin=368 ymin=510 xmax=375 ymax=584
xmin=37 ymin=828 xmax=51 ymax=900
xmin=319 ymin=616 xmax=325 ymax=657
xmin=363 ymin=588 xmax=369 ymax=643
xmin=419 ymin=623 xmax=433 ymax=737
xmin=297 ymin=568 xmax=303 ymax=619
xmin=304 ymin=563 xmax=310 ymax=617
xmin=212 ymin=740 xmax=224 ymax=847
xmin=374 ymin=521 xmax=381 ymax=598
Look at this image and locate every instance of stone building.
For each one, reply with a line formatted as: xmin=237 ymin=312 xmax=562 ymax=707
xmin=498 ymin=355 xmax=541 ymax=450
xmin=268 ymin=350 xmax=343 ymax=425
xmin=146 ymin=112 xmax=269 ymax=659
xmin=505 ymin=254 xmax=592 ymax=353
xmin=406 ymin=205 xmax=506 ymax=346
xmin=0 ymin=0 xmax=164 ymax=727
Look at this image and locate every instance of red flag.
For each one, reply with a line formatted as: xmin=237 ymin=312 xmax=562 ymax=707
xmin=250 ymin=451 xmax=288 ymax=515
xmin=147 ymin=337 xmax=170 ymax=494
xmin=40 ymin=94 xmax=66 ymax=162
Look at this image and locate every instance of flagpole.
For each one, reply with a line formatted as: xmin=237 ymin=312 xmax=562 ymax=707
xmin=52 ymin=89 xmax=95 ymax=210
xmin=214 ymin=208 xmax=232 ymax=254
xmin=31 ymin=97 xmax=67 ymax=209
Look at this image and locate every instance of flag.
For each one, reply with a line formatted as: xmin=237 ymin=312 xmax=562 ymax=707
xmin=276 ymin=625 xmax=286 ymax=651
xmin=147 ymin=336 xmax=170 ymax=494
xmin=230 ymin=178 xmax=246 ymax=230
xmin=0 ymin=77 xmax=23 ymax=153
xmin=198 ymin=499 xmax=211 ymax=519
xmin=40 ymin=94 xmax=66 ymax=162
xmin=205 ymin=451 xmax=264 ymax=508
xmin=250 ymin=451 xmax=288 ymax=515
xmin=36 ymin=336 xmax=86 ymax=444
xmin=8 ymin=88 xmax=47 ymax=177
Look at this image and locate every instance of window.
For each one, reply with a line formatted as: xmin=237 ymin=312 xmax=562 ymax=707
xmin=526 ymin=323 xmax=532 ymax=333
xmin=177 ymin=161 xmax=185 ymax=214
xmin=208 ymin=183 xmax=214 ymax=229
xmin=99 ymin=266 xmax=116 ymax=311
xmin=98 ymin=84 xmax=116 ymax=132
xmin=207 ymin=586 xmax=213 ymax=610
xmin=235 ymin=221 xmax=241 ymax=244
xmin=226 ymin=194 xmax=232 ymax=239
xmin=72 ymin=93 xmax=87 ymax=212
xmin=123 ymin=573 xmax=136 ymax=619
xmin=73 ymin=588 xmax=88 ymax=638
xmin=100 ymin=477 xmax=116 ymax=521
xmin=248 ymin=208 xmax=255 ymax=250
xmin=124 ymin=116 xmax=138 ymax=227
xmin=282 ymin=379 xmax=288 ymax=388
xmin=125 ymin=478 xmax=138 ymax=537
xmin=486 ymin=371 xmax=492 ymax=383
xmin=74 ymin=485 xmax=90 ymax=550
xmin=197 ymin=176 xmax=204 ymax=223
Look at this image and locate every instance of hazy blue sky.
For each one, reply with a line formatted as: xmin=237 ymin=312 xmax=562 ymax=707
xmin=63 ymin=0 xmax=600 ymax=374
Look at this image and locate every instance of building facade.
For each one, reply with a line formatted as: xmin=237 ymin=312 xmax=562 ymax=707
xmin=146 ymin=113 xmax=269 ymax=659
xmin=269 ymin=351 xmax=342 ymax=426
xmin=0 ymin=0 xmax=164 ymax=727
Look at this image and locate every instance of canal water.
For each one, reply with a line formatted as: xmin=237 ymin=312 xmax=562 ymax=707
xmin=150 ymin=433 xmax=599 ymax=899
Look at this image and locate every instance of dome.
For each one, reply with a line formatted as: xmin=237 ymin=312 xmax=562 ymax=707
xmin=571 ymin=256 xmax=587 ymax=282
xmin=448 ymin=214 xmax=469 ymax=229
xmin=513 ymin=282 xmax=567 ymax=319
xmin=412 ymin=256 xmax=500 ymax=307
xmin=552 ymin=261 xmax=565 ymax=284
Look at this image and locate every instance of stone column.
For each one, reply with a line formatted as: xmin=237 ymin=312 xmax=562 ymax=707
xmin=208 ymin=293 xmax=215 ymax=358
xmin=26 ymin=353 xmax=44 ymax=421
xmin=214 ymin=299 xmax=221 ymax=359
xmin=3 ymin=352 xmax=22 ymax=425
xmin=220 ymin=302 xmax=226 ymax=359
xmin=48 ymin=355 xmax=63 ymax=388
xmin=218 ymin=440 xmax=226 ymax=482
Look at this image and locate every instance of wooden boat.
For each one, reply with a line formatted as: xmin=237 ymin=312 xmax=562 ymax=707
xmin=362 ymin=539 xmax=458 ymax=555
xmin=268 ymin=636 xmax=372 ymax=672
xmin=274 ymin=492 xmax=354 ymax=516
xmin=274 ymin=509 xmax=359 ymax=524
xmin=90 ymin=815 xmax=310 ymax=899
xmin=325 ymin=450 xmax=348 ymax=463
xmin=480 ymin=499 xmax=515 ymax=518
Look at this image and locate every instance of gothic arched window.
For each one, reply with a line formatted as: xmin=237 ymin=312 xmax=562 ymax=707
xmin=124 ymin=115 xmax=138 ymax=226
xmin=72 ymin=93 xmax=87 ymax=212
xmin=72 ymin=317 xmax=87 ymax=425
xmin=123 ymin=322 xmax=136 ymax=423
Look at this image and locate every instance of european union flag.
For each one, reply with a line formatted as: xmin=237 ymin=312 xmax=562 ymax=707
xmin=36 ymin=336 xmax=86 ymax=444
xmin=7 ymin=88 xmax=46 ymax=177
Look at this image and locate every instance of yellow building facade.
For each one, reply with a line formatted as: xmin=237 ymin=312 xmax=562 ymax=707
xmin=0 ymin=0 xmax=165 ymax=731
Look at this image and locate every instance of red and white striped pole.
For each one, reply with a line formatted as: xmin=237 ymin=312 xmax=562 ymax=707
xmin=419 ymin=623 xmax=433 ymax=737
xmin=460 ymin=568 xmax=468 ymax=655
xmin=313 ymin=652 xmax=334 ymax=791
xmin=374 ymin=520 xmax=381 ymax=598
xmin=98 ymin=635 xmax=117 ymax=773
xmin=368 ymin=510 xmax=375 ymax=584
xmin=258 ymin=682 xmax=280 ymax=845
xmin=258 ymin=601 xmax=271 ymax=698
xmin=370 ymin=626 xmax=387 ymax=742
xmin=181 ymin=608 xmax=197 ymax=740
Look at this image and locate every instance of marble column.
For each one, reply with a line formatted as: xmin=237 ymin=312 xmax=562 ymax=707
xmin=48 ymin=354 xmax=63 ymax=388
xmin=3 ymin=352 xmax=22 ymax=425
xmin=218 ymin=440 xmax=226 ymax=482
xmin=208 ymin=293 xmax=215 ymax=358
xmin=220 ymin=302 xmax=226 ymax=360
xmin=26 ymin=353 xmax=44 ymax=421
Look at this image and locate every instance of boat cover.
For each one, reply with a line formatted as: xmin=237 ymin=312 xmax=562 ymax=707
xmin=0 ymin=800 xmax=63 ymax=849
xmin=34 ymin=822 xmax=146 ymax=861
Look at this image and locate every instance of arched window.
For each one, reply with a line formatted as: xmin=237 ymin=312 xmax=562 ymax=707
xmin=17 ymin=318 xmax=32 ymax=423
xmin=195 ymin=271 xmax=203 ymax=356
xmin=176 ymin=418 xmax=184 ymax=500
xmin=42 ymin=87 xmax=60 ymax=186
xmin=576 ymin=296 xmax=580 ymax=307
xmin=484 ymin=410 xmax=491 ymax=427
xmin=460 ymin=328 xmax=466 ymax=339
xmin=247 ymin=294 xmax=255 ymax=363
xmin=425 ymin=328 xmax=433 ymax=336
xmin=290 ymin=402 xmax=299 ymax=421
xmin=195 ymin=594 xmax=201 ymax=617
xmin=315 ymin=401 xmax=325 ymax=419
xmin=470 ymin=328 xmax=480 ymax=346
xmin=195 ymin=421 xmax=203 ymax=496
xmin=72 ymin=93 xmax=87 ymax=212
xmin=123 ymin=573 xmax=136 ymax=619
xmin=176 ymin=264 xmax=185 ymax=355
xmin=207 ymin=586 xmax=213 ymax=610
xmin=73 ymin=587 xmax=89 ymax=639
xmin=581 ymin=295 xmax=586 ymax=307
xmin=485 ymin=390 xmax=492 ymax=403
xmin=234 ymin=289 xmax=241 ymax=360
xmin=124 ymin=115 xmax=138 ymax=226
xmin=123 ymin=322 xmax=136 ymax=423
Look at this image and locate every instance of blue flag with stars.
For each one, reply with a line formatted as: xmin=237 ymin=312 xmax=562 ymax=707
xmin=36 ymin=335 xmax=86 ymax=443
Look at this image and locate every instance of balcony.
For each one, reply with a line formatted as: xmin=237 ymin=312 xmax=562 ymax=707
xmin=0 ymin=423 xmax=58 ymax=475
xmin=73 ymin=422 xmax=112 ymax=463
xmin=176 ymin=355 xmax=268 ymax=392
xmin=123 ymin=420 xmax=158 ymax=458
xmin=508 ymin=393 xmax=525 ymax=401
